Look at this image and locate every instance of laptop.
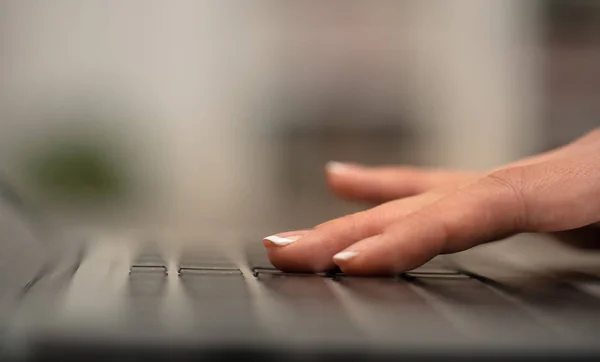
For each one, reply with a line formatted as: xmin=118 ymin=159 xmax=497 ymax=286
xmin=1 ymin=180 xmax=600 ymax=361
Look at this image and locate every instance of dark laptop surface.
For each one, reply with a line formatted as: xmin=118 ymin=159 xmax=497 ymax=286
xmin=0 ymin=232 xmax=599 ymax=362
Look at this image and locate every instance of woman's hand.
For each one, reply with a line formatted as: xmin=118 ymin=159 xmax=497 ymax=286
xmin=263 ymin=128 xmax=600 ymax=276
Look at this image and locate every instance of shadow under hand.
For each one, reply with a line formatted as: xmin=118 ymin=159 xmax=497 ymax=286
xmin=553 ymin=224 xmax=600 ymax=250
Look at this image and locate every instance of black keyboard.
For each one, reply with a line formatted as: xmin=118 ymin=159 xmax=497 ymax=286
xmin=7 ymin=241 xmax=600 ymax=362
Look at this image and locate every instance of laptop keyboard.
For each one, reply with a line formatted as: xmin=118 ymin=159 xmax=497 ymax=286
xmin=11 ymin=239 xmax=600 ymax=351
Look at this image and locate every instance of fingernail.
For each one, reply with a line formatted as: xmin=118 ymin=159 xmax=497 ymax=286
xmin=333 ymin=251 xmax=359 ymax=261
xmin=326 ymin=161 xmax=349 ymax=174
xmin=263 ymin=235 xmax=301 ymax=247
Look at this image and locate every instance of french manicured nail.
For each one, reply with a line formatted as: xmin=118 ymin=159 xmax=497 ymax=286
xmin=263 ymin=235 xmax=301 ymax=246
xmin=333 ymin=251 xmax=359 ymax=261
xmin=326 ymin=161 xmax=349 ymax=174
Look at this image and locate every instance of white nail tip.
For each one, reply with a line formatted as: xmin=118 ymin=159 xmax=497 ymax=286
xmin=326 ymin=161 xmax=348 ymax=173
xmin=264 ymin=235 xmax=300 ymax=246
xmin=333 ymin=251 xmax=359 ymax=261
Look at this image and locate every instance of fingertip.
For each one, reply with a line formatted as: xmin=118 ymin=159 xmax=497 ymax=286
xmin=332 ymin=250 xmax=360 ymax=262
xmin=325 ymin=162 xmax=372 ymax=202
xmin=262 ymin=230 xmax=337 ymax=273
xmin=325 ymin=161 xmax=351 ymax=174
xmin=263 ymin=235 xmax=301 ymax=247
xmin=331 ymin=235 xmax=388 ymax=276
xmin=262 ymin=230 xmax=311 ymax=248
xmin=332 ymin=232 xmax=436 ymax=276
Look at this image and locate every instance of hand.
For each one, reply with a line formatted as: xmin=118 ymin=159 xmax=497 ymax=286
xmin=263 ymin=128 xmax=600 ymax=276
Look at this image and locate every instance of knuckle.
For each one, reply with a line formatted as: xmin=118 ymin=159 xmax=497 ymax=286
xmin=481 ymin=168 xmax=529 ymax=228
xmin=313 ymin=211 xmax=377 ymax=257
xmin=343 ymin=211 xmax=376 ymax=235
xmin=315 ymin=210 xmax=374 ymax=235
xmin=484 ymin=168 xmax=523 ymax=191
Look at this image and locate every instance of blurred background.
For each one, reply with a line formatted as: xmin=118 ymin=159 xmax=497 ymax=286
xmin=0 ymin=0 xmax=597 ymax=240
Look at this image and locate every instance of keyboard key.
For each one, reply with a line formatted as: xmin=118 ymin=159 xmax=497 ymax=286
xmin=407 ymin=277 xmax=559 ymax=343
xmin=338 ymin=276 xmax=430 ymax=305
xmin=179 ymin=271 xmax=248 ymax=301
xmin=125 ymin=271 xmax=168 ymax=329
xmin=254 ymin=273 xmax=360 ymax=340
xmin=410 ymin=278 xmax=511 ymax=305
xmin=514 ymin=282 xmax=600 ymax=309
xmin=127 ymin=273 xmax=167 ymax=299
xmin=506 ymin=282 xmax=600 ymax=341
xmin=451 ymin=263 xmax=600 ymax=341
xmin=179 ymin=271 xmax=259 ymax=337
xmin=334 ymin=276 xmax=462 ymax=344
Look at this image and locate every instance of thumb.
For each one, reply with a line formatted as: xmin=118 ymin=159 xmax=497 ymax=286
xmin=325 ymin=162 xmax=478 ymax=204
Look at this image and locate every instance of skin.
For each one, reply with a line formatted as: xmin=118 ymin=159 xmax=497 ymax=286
xmin=263 ymin=128 xmax=600 ymax=276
